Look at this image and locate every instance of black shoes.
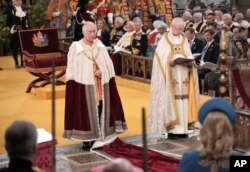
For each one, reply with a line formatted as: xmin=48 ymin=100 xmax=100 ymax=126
xmin=82 ymin=141 xmax=94 ymax=151
xmin=168 ymin=133 xmax=188 ymax=140
xmin=15 ymin=65 xmax=25 ymax=69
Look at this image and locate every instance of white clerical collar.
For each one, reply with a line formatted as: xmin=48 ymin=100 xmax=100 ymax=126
xmin=76 ymin=39 xmax=105 ymax=54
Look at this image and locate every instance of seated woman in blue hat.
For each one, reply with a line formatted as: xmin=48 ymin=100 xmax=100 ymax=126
xmin=178 ymin=98 xmax=241 ymax=172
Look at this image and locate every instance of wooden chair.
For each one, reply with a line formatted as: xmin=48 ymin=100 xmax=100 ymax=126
xmin=19 ymin=28 xmax=67 ymax=93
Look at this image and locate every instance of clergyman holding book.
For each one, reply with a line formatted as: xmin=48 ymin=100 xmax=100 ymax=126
xmin=148 ymin=18 xmax=200 ymax=139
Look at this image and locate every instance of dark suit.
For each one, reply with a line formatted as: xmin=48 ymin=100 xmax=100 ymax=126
xmin=213 ymin=32 xmax=220 ymax=44
xmin=194 ymin=22 xmax=206 ymax=34
xmin=74 ymin=8 xmax=94 ymax=41
xmin=6 ymin=4 xmax=30 ymax=67
xmin=190 ymin=38 xmax=205 ymax=64
xmin=110 ymin=26 xmax=126 ymax=47
xmin=191 ymin=38 xmax=205 ymax=53
xmin=197 ymin=40 xmax=220 ymax=92
xmin=97 ymin=29 xmax=110 ymax=47
xmin=200 ymin=41 xmax=220 ymax=64
xmin=184 ymin=21 xmax=194 ymax=31
xmin=0 ymin=159 xmax=41 ymax=172
xmin=178 ymin=150 xmax=242 ymax=172
xmin=129 ymin=30 xmax=148 ymax=56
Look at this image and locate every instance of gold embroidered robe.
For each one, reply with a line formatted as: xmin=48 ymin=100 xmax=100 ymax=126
xmin=149 ymin=30 xmax=199 ymax=135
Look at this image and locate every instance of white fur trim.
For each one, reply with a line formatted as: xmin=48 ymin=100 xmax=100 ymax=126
xmin=66 ymin=40 xmax=115 ymax=85
xmin=90 ymin=134 xmax=117 ymax=151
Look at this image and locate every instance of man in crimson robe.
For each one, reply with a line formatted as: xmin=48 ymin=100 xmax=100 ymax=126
xmin=63 ymin=22 xmax=127 ymax=150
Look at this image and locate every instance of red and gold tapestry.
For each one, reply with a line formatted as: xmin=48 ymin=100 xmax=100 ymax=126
xmin=164 ymin=0 xmax=173 ymax=26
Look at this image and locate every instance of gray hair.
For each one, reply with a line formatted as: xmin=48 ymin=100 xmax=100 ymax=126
xmin=214 ymin=10 xmax=223 ymax=17
xmin=153 ymin=20 xmax=167 ymax=29
xmin=182 ymin=11 xmax=192 ymax=20
xmin=133 ymin=17 xmax=142 ymax=24
xmin=115 ymin=16 xmax=125 ymax=25
xmin=5 ymin=120 xmax=37 ymax=159
xmin=171 ymin=17 xmax=185 ymax=28
xmin=82 ymin=21 xmax=97 ymax=35
xmin=193 ymin=12 xmax=203 ymax=20
xmin=222 ymin=13 xmax=232 ymax=20
xmin=235 ymin=13 xmax=244 ymax=20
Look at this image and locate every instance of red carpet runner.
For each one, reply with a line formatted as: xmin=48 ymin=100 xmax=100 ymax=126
xmin=95 ymin=138 xmax=179 ymax=172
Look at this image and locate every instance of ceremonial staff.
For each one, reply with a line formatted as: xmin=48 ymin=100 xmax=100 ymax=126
xmin=142 ymin=107 xmax=148 ymax=172
xmin=51 ymin=59 xmax=56 ymax=172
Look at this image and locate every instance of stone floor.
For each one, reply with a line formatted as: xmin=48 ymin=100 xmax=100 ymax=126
xmin=0 ymin=134 xmax=200 ymax=172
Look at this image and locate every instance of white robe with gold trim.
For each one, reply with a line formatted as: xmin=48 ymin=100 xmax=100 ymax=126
xmin=149 ymin=31 xmax=200 ymax=135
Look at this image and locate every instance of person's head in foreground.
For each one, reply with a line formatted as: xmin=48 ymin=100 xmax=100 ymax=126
xmin=5 ymin=120 xmax=37 ymax=161
xmin=199 ymin=98 xmax=235 ymax=167
xmin=178 ymin=98 xmax=236 ymax=172
xmin=103 ymin=158 xmax=133 ymax=172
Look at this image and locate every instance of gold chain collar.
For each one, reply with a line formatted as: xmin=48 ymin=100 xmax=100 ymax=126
xmin=81 ymin=40 xmax=100 ymax=61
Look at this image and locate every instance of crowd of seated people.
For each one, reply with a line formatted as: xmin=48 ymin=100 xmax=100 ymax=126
xmin=84 ymin=3 xmax=250 ymax=96
xmin=2 ymin=0 xmax=250 ymax=96
xmin=46 ymin=1 xmax=250 ymax=98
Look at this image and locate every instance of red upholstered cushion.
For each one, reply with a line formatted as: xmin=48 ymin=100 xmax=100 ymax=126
xmin=26 ymin=58 xmax=67 ymax=68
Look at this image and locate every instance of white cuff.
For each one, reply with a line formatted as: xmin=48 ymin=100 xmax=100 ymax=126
xmin=10 ymin=25 xmax=16 ymax=34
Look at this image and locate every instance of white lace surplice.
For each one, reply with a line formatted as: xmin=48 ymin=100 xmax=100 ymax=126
xmin=149 ymin=32 xmax=199 ymax=135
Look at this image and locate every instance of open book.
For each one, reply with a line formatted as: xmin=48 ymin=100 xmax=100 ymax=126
xmin=173 ymin=53 xmax=203 ymax=64
xmin=200 ymin=61 xmax=219 ymax=71
xmin=173 ymin=57 xmax=194 ymax=64
xmin=114 ymin=45 xmax=131 ymax=54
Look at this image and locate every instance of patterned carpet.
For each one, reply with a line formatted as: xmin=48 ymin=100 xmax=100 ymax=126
xmin=59 ymin=135 xmax=199 ymax=172
xmin=0 ymin=134 xmax=200 ymax=172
